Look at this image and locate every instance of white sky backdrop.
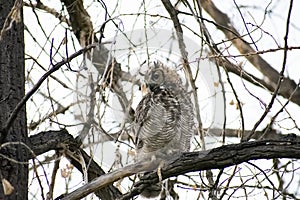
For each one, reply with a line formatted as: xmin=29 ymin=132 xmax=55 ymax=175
xmin=23 ymin=0 xmax=300 ymax=199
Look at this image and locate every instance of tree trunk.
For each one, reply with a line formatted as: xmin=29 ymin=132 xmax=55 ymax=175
xmin=0 ymin=1 xmax=28 ymax=199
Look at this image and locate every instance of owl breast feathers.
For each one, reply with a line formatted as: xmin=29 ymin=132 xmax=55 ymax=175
xmin=133 ymin=62 xmax=195 ymax=161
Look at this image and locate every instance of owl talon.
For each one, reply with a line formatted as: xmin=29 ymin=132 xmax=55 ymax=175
xmin=157 ymin=160 xmax=165 ymax=182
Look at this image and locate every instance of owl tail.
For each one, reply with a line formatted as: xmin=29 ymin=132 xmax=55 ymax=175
xmin=140 ymin=182 xmax=162 ymax=198
xmin=138 ymin=171 xmax=162 ymax=198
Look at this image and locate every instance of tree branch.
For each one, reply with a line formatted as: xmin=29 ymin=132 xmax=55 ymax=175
xmin=199 ymin=0 xmax=300 ymax=106
xmin=121 ymin=136 xmax=300 ymax=199
xmin=246 ymin=0 xmax=295 ymax=141
xmin=28 ymin=129 xmax=122 ymax=200
xmin=59 ymin=136 xmax=300 ymax=200
xmin=28 ymin=129 xmax=76 ymax=156
xmin=24 ymin=1 xmax=70 ymax=25
xmin=0 ymin=43 xmax=97 ymax=142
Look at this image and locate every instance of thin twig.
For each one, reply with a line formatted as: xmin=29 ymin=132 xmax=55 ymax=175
xmin=233 ymin=0 xmax=258 ymax=50
xmin=261 ymin=81 xmax=300 ymax=139
xmin=23 ymin=1 xmax=70 ymax=25
xmin=202 ymin=45 xmax=300 ymax=59
xmin=47 ymin=152 xmax=61 ymax=200
xmin=32 ymin=158 xmax=46 ymax=200
xmin=76 ymin=72 xmax=96 ymax=144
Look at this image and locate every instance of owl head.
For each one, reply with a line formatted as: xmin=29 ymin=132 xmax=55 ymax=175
xmin=144 ymin=61 xmax=182 ymax=90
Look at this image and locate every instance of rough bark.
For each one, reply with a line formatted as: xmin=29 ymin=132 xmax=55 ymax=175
xmin=58 ymin=135 xmax=300 ymax=200
xmin=0 ymin=0 xmax=28 ymax=199
xmin=121 ymin=137 xmax=300 ymax=199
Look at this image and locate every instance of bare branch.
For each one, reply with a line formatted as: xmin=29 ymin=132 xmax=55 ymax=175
xmin=0 ymin=43 xmax=97 ymax=141
xmin=24 ymin=1 xmax=70 ymax=25
xmin=246 ymin=0 xmax=295 ymax=141
xmin=199 ymin=0 xmax=300 ymax=106
xmin=29 ymin=129 xmax=122 ymax=199
xmin=60 ymin=137 xmax=300 ymax=200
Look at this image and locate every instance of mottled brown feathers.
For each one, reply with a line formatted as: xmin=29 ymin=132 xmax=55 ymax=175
xmin=133 ymin=61 xmax=195 ymax=197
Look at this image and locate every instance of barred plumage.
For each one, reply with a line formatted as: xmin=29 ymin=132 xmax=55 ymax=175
xmin=133 ymin=61 xmax=195 ymax=197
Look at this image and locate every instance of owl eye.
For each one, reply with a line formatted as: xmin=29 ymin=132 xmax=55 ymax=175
xmin=151 ymin=70 xmax=164 ymax=83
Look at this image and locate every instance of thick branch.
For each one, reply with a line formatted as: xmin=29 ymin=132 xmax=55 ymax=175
xmin=61 ymin=0 xmax=93 ymax=47
xmin=29 ymin=129 xmax=76 ymax=156
xmin=60 ymin=137 xmax=300 ymax=200
xmin=122 ymin=137 xmax=300 ymax=199
xmin=61 ymin=0 xmax=108 ymax=72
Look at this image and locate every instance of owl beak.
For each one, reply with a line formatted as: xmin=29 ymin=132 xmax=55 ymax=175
xmin=141 ymin=83 xmax=149 ymax=96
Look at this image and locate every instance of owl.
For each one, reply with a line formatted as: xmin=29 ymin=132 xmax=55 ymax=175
xmin=133 ymin=61 xmax=195 ymax=197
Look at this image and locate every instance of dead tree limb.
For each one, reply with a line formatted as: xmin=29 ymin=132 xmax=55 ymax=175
xmin=59 ymin=135 xmax=300 ymax=200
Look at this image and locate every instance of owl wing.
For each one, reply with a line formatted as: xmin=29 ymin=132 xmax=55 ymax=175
xmin=134 ymin=88 xmax=181 ymax=152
